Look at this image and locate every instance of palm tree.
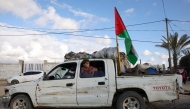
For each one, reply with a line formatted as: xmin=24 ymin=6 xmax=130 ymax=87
xmin=156 ymin=32 xmax=190 ymax=72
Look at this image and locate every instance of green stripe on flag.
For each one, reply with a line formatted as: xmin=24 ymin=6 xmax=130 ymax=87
xmin=127 ymin=44 xmax=138 ymax=65
xmin=118 ymin=30 xmax=130 ymax=39
xmin=118 ymin=30 xmax=132 ymax=54
xmin=119 ymin=31 xmax=138 ymax=65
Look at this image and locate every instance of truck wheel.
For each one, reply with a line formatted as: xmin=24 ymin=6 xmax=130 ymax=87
xmin=117 ymin=91 xmax=145 ymax=109
xmin=11 ymin=80 xmax=19 ymax=85
xmin=10 ymin=94 xmax=33 ymax=109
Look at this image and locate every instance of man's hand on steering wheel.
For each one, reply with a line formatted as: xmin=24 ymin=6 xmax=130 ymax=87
xmin=55 ymin=73 xmax=61 ymax=79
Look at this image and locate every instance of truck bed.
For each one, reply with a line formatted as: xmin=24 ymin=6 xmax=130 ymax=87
xmin=116 ymin=74 xmax=179 ymax=102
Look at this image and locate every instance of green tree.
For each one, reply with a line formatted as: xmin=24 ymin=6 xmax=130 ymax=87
xmin=156 ymin=32 xmax=190 ymax=72
xmin=180 ymin=49 xmax=190 ymax=75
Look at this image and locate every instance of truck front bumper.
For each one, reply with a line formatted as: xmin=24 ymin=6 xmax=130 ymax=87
xmin=2 ymin=95 xmax=11 ymax=108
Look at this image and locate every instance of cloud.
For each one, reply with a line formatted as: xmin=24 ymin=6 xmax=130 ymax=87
xmin=160 ymin=54 xmax=168 ymax=59
xmin=141 ymin=50 xmax=168 ymax=67
xmin=50 ymin=1 xmax=109 ymax=27
xmin=154 ymin=52 xmax=168 ymax=59
xmin=0 ymin=28 xmax=68 ymax=63
xmin=143 ymin=57 xmax=166 ymax=67
xmin=150 ymin=57 xmax=156 ymax=61
xmin=94 ymin=35 xmax=112 ymax=45
xmin=0 ymin=0 xmax=42 ymax=19
xmin=0 ymin=41 xmax=27 ymax=57
xmin=154 ymin=52 xmax=160 ymax=56
xmin=153 ymin=2 xmax=157 ymax=7
xmin=0 ymin=0 xmax=109 ymax=29
xmin=145 ymin=11 xmax=152 ymax=16
xmin=125 ymin=8 xmax=134 ymax=13
xmin=63 ymin=35 xmax=112 ymax=53
xmin=34 ymin=6 xmax=79 ymax=30
xmin=125 ymin=8 xmax=135 ymax=17
xmin=142 ymin=50 xmax=152 ymax=56
xmin=0 ymin=23 xmax=112 ymax=63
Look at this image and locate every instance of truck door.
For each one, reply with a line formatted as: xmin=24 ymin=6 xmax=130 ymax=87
xmin=76 ymin=60 xmax=109 ymax=106
xmin=36 ymin=62 xmax=78 ymax=106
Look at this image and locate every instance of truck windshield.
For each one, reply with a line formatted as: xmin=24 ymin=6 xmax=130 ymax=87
xmin=47 ymin=62 xmax=77 ymax=80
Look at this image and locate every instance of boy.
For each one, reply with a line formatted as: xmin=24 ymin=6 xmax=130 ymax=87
xmin=81 ymin=59 xmax=97 ymax=78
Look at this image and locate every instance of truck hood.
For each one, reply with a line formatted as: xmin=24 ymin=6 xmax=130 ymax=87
xmin=5 ymin=77 xmax=43 ymax=95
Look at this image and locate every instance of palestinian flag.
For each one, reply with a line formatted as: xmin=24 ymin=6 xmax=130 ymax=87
xmin=115 ymin=7 xmax=138 ymax=65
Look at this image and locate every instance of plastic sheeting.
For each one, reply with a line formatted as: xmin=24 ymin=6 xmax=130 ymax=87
xmin=65 ymin=47 xmax=127 ymax=60
xmin=92 ymin=47 xmax=121 ymax=59
xmin=147 ymin=68 xmax=157 ymax=74
xmin=65 ymin=52 xmax=91 ymax=60
xmin=64 ymin=52 xmax=76 ymax=60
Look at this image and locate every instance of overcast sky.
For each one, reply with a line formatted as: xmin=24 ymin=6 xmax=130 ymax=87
xmin=0 ymin=0 xmax=190 ymax=67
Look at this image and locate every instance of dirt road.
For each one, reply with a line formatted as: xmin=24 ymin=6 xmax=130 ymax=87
xmin=0 ymin=80 xmax=189 ymax=109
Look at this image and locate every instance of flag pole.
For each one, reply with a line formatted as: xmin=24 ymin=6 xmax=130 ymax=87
xmin=116 ymin=35 xmax=122 ymax=75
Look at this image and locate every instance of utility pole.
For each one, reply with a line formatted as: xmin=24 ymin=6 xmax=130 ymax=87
xmin=165 ymin=18 xmax=172 ymax=73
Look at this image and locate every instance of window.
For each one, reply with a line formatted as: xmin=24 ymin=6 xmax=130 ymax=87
xmin=24 ymin=71 xmax=41 ymax=75
xmin=80 ymin=60 xmax=105 ymax=78
xmin=32 ymin=72 xmax=41 ymax=75
xmin=23 ymin=72 xmax=33 ymax=76
xmin=47 ymin=62 xmax=77 ymax=80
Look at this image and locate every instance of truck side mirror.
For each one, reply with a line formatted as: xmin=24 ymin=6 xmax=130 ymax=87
xmin=43 ymin=72 xmax=47 ymax=80
xmin=44 ymin=72 xmax=46 ymax=76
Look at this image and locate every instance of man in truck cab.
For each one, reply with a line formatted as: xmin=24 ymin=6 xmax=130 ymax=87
xmin=65 ymin=66 xmax=76 ymax=77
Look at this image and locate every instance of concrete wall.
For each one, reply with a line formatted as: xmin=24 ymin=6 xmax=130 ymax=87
xmin=0 ymin=60 xmax=60 ymax=80
xmin=0 ymin=60 xmax=24 ymax=80
xmin=43 ymin=60 xmax=59 ymax=73
xmin=23 ymin=63 xmax=44 ymax=72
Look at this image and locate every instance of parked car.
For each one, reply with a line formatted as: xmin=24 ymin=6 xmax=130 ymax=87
xmin=7 ymin=71 xmax=44 ymax=85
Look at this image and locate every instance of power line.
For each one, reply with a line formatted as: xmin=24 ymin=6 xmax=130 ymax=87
xmin=0 ymin=20 xmax=164 ymax=33
xmin=168 ymin=22 xmax=175 ymax=34
xmin=132 ymin=40 xmax=161 ymax=43
xmin=0 ymin=32 xmax=162 ymax=43
xmin=0 ymin=24 xmax=114 ymax=33
xmin=170 ymin=22 xmax=190 ymax=34
xmin=2 ymin=27 xmax=190 ymax=32
xmin=126 ymin=20 xmax=164 ymax=26
xmin=170 ymin=20 xmax=190 ymax=22
xmin=92 ymin=29 xmax=190 ymax=32
xmin=161 ymin=0 xmax=167 ymax=18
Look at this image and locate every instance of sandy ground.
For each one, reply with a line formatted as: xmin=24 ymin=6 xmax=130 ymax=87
xmin=0 ymin=80 xmax=189 ymax=109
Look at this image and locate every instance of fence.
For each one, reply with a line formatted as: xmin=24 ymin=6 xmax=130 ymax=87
xmin=0 ymin=60 xmax=59 ymax=80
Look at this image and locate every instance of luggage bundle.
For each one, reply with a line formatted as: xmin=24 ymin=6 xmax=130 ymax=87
xmin=64 ymin=52 xmax=91 ymax=61
xmin=64 ymin=47 xmax=130 ymax=69
xmin=65 ymin=47 xmax=126 ymax=60
xmin=91 ymin=47 xmax=118 ymax=59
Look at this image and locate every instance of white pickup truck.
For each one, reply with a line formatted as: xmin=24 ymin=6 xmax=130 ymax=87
xmin=2 ymin=59 xmax=179 ymax=109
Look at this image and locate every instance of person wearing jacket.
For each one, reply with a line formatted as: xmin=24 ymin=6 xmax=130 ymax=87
xmin=181 ymin=70 xmax=187 ymax=84
xmin=81 ymin=59 xmax=97 ymax=78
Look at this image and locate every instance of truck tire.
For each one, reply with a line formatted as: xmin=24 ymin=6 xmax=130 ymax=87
xmin=10 ymin=94 xmax=33 ymax=109
xmin=11 ymin=80 xmax=19 ymax=85
xmin=116 ymin=91 xmax=145 ymax=109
